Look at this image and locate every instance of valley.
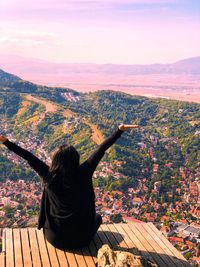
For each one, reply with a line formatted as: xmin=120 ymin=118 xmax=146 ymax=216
xmin=0 ymin=69 xmax=200 ymax=263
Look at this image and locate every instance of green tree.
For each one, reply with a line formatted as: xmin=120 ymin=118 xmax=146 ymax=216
xmin=110 ymin=213 xmax=123 ymax=223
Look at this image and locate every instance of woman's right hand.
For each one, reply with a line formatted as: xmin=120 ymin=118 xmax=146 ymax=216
xmin=0 ymin=135 xmax=8 ymax=143
xmin=118 ymin=124 xmax=140 ymax=131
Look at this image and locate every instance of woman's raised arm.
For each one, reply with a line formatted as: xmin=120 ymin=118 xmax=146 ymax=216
xmin=86 ymin=124 xmax=139 ymax=173
xmin=1 ymin=135 xmax=49 ymax=180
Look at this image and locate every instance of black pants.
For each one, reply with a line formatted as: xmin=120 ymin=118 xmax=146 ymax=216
xmin=43 ymin=213 xmax=102 ymax=250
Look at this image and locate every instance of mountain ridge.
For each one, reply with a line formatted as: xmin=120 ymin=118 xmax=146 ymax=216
xmin=1 ymin=56 xmax=200 ymax=104
xmin=1 ymin=55 xmax=200 ymax=75
xmin=0 ymin=69 xmax=21 ymax=85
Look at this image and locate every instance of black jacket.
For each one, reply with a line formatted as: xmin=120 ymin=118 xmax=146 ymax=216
xmin=3 ymin=128 xmax=123 ymax=234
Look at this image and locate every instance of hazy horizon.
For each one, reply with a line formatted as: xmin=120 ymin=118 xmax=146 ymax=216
xmin=1 ymin=54 xmax=200 ymax=104
xmin=0 ymin=0 xmax=200 ymax=65
xmin=1 ymin=53 xmax=200 ymax=66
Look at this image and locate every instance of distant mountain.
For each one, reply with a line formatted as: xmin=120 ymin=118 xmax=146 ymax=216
xmin=170 ymin=57 xmax=200 ymax=74
xmin=0 ymin=56 xmax=200 ymax=103
xmin=0 ymin=69 xmax=21 ymax=85
xmin=1 ymin=55 xmax=200 ymax=76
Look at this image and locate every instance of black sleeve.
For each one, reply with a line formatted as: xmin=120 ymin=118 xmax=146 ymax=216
xmin=86 ymin=128 xmax=123 ymax=173
xmin=3 ymin=140 xmax=49 ymax=180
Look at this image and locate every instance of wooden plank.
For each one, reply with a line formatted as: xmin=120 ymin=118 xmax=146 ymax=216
xmin=73 ymin=249 xmax=87 ymax=267
xmin=144 ymin=223 xmax=185 ymax=267
xmin=114 ymin=223 xmax=138 ymax=250
xmin=36 ymin=229 xmax=51 ymax=267
xmin=121 ymin=223 xmax=156 ymax=264
xmin=93 ymin=233 xmax=103 ymax=250
xmin=56 ymin=248 xmax=69 ymax=266
xmin=65 ymin=250 xmax=78 ymax=267
xmin=5 ymin=228 xmax=14 ymax=267
xmin=107 ymin=224 xmax=128 ymax=249
xmin=1 ymin=229 xmax=6 ymax=267
xmin=82 ymin=245 xmax=96 ymax=267
xmin=87 ymin=239 xmax=99 ymax=265
xmin=92 ymin=232 xmax=104 ymax=266
xmin=28 ymin=228 xmax=42 ymax=267
xmin=135 ymin=223 xmax=176 ymax=267
xmin=13 ymin=228 xmax=23 ymax=267
xmin=100 ymin=225 xmax=118 ymax=248
xmin=97 ymin=228 xmax=112 ymax=247
xmin=45 ymin=239 xmax=60 ymax=267
xmin=2 ymin=229 xmax=6 ymax=252
xmin=20 ymin=228 xmax=32 ymax=267
xmin=148 ymin=223 xmax=190 ymax=267
xmin=128 ymin=223 xmax=166 ymax=266
xmin=0 ymin=252 xmax=5 ymax=267
xmin=110 ymin=224 xmax=163 ymax=265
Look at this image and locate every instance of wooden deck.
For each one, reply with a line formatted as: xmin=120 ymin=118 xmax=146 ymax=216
xmin=0 ymin=223 xmax=190 ymax=267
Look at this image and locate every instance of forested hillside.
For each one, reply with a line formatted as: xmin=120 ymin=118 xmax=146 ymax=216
xmin=0 ymin=70 xmax=199 ymax=198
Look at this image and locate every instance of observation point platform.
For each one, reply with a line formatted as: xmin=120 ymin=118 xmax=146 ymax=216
xmin=0 ymin=223 xmax=190 ymax=267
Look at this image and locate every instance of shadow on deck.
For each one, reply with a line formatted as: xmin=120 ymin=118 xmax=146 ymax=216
xmin=0 ymin=223 xmax=190 ymax=267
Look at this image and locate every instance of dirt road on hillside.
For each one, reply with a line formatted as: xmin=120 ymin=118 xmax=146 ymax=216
xmin=24 ymin=95 xmax=104 ymax=144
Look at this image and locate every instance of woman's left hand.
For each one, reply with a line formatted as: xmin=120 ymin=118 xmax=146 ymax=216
xmin=118 ymin=124 xmax=140 ymax=131
xmin=0 ymin=135 xmax=8 ymax=143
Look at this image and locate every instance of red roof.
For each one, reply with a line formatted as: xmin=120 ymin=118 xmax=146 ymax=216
xmin=169 ymin=237 xmax=184 ymax=243
xmin=192 ymin=257 xmax=200 ymax=263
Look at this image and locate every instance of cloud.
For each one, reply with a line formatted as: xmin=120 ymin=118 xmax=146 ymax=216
xmin=0 ymin=37 xmax=44 ymax=45
xmin=0 ymin=27 xmax=56 ymax=37
xmin=0 ymin=27 xmax=58 ymax=47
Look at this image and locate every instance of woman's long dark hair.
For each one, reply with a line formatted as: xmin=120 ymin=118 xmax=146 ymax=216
xmin=47 ymin=145 xmax=80 ymax=187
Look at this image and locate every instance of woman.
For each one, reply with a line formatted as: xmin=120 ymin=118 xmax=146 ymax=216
xmin=0 ymin=124 xmax=138 ymax=249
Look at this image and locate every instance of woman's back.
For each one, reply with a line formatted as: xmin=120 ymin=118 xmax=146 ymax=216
xmin=42 ymin=161 xmax=97 ymax=249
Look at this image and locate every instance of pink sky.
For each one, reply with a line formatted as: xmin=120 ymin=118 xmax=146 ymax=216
xmin=0 ymin=0 xmax=200 ymax=64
